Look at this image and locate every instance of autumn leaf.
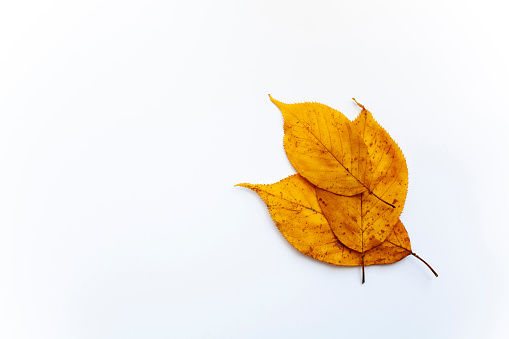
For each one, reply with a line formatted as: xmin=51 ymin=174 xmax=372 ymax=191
xmin=269 ymin=95 xmax=372 ymax=196
xmin=315 ymin=101 xmax=409 ymax=253
xmin=237 ymin=97 xmax=437 ymax=283
xmin=352 ymin=100 xmax=408 ymax=203
xmin=236 ymin=175 xmax=412 ymax=267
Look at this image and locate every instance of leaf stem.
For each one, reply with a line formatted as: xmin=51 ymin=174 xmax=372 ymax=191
xmin=361 ymin=255 xmax=365 ymax=284
xmin=352 ymin=98 xmax=365 ymax=109
xmin=368 ymin=189 xmax=396 ymax=208
xmin=411 ymin=252 xmax=438 ymax=277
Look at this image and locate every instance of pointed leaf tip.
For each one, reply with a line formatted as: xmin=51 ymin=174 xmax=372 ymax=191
xmin=352 ymin=98 xmax=365 ymax=109
xmin=236 ymin=183 xmax=257 ymax=191
xmin=268 ymin=94 xmax=284 ymax=108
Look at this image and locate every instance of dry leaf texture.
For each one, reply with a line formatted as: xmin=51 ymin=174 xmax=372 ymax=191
xmin=236 ymin=97 xmax=439 ymax=282
xmin=269 ymin=95 xmax=372 ymax=196
xmin=315 ymin=105 xmax=409 ymax=252
xmin=353 ymin=104 xmax=408 ymax=201
xmin=237 ymin=175 xmax=411 ymax=266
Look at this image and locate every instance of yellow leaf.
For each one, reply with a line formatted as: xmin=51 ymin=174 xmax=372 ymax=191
xmin=315 ymin=102 xmax=409 ymax=253
xmin=236 ymin=174 xmax=411 ymax=267
xmin=353 ymin=101 xmax=408 ymax=212
xmin=237 ymin=97 xmax=438 ymax=282
xmin=269 ymin=95 xmax=371 ymax=196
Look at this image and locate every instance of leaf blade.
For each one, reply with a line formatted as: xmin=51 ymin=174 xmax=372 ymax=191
xmin=316 ymin=103 xmax=409 ymax=253
xmin=270 ymin=95 xmax=371 ymax=196
xmin=237 ymin=175 xmax=411 ymax=266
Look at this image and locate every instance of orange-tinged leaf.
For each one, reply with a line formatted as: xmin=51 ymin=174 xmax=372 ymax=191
xmin=361 ymin=219 xmax=411 ymax=266
xmin=236 ymin=174 xmax=411 ymax=267
xmin=269 ymin=95 xmax=371 ymax=196
xmin=315 ymin=103 xmax=409 ymax=253
xmin=353 ymin=101 xmax=408 ymax=213
xmin=237 ymin=97 xmax=438 ymax=282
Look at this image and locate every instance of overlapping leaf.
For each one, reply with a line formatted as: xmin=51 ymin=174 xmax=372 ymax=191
xmin=237 ymin=175 xmax=411 ymax=266
xmin=237 ymin=96 xmax=437 ymax=282
xmin=269 ymin=95 xmax=371 ymax=196
xmin=316 ymin=103 xmax=408 ymax=252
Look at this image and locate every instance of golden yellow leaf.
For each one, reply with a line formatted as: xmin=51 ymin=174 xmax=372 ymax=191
xmin=269 ymin=95 xmax=371 ymax=196
xmin=353 ymin=101 xmax=408 ymax=198
xmin=236 ymin=174 xmax=411 ymax=267
xmin=237 ymin=97 xmax=437 ymax=282
xmin=315 ymin=101 xmax=409 ymax=253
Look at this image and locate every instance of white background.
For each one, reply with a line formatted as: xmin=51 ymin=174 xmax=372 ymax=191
xmin=1 ymin=1 xmax=508 ymax=338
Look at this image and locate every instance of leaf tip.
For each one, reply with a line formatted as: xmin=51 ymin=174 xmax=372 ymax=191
xmin=352 ymin=98 xmax=365 ymax=109
xmin=235 ymin=183 xmax=255 ymax=190
xmin=268 ymin=94 xmax=284 ymax=108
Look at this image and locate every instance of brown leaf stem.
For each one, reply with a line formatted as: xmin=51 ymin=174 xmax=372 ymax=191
xmin=411 ymin=252 xmax=438 ymax=277
xmin=368 ymin=189 xmax=396 ymax=208
xmin=361 ymin=255 xmax=365 ymax=284
xmin=352 ymin=98 xmax=365 ymax=109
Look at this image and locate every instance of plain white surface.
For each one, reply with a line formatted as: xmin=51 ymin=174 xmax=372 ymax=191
xmin=1 ymin=0 xmax=509 ymax=338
